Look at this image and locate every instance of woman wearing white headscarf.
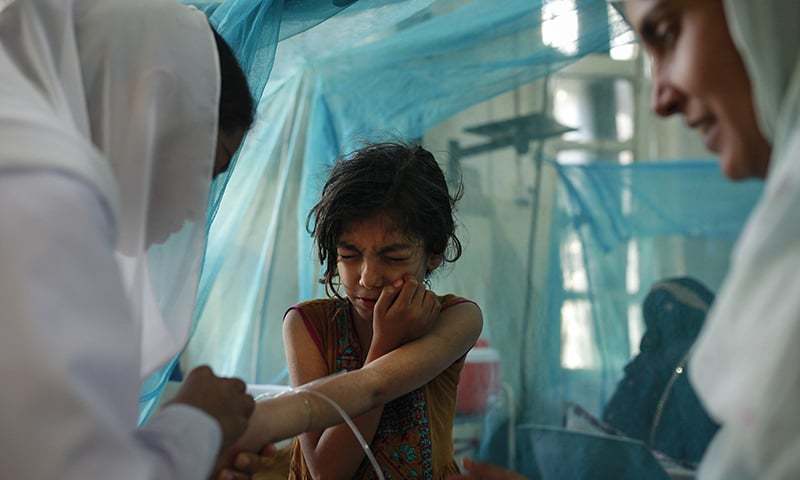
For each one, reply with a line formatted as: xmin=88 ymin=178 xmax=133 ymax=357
xmin=451 ymin=1 xmax=800 ymax=479
xmin=623 ymin=1 xmax=798 ymax=479
xmin=0 ymin=0 xmax=255 ymax=478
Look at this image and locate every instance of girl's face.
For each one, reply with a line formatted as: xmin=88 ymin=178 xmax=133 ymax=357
xmin=626 ymin=0 xmax=771 ymax=179
xmin=335 ymin=214 xmax=442 ymax=323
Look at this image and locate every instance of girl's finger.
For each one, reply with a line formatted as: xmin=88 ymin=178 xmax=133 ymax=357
xmin=424 ymin=289 xmax=439 ymax=312
xmin=395 ymin=277 xmax=419 ymax=307
xmin=374 ymin=284 xmax=400 ymax=318
xmin=412 ymin=283 xmax=428 ymax=308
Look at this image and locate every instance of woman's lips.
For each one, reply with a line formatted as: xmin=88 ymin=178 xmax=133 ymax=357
xmin=689 ymin=115 xmax=721 ymax=154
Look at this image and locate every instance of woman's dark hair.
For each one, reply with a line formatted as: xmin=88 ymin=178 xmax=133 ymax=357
xmin=211 ymin=28 xmax=254 ymax=133
xmin=308 ymin=143 xmax=463 ymax=296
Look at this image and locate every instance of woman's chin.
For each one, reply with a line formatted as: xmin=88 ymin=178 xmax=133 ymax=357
xmin=719 ymin=150 xmax=750 ymax=181
xmin=718 ymin=136 xmax=771 ymax=180
xmin=719 ymin=157 xmax=739 ymax=180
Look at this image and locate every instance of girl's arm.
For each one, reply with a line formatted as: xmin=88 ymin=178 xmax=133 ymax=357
xmin=290 ymin=279 xmax=460 ymax=480
xmin=282 ymin=307 xmax=388 ymax=480
xmin=227 ymin=285 xmax=482 ymax=478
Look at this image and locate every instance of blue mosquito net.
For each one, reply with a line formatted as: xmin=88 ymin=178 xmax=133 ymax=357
xmin=137 ymin=1 xmax=765 ymax=477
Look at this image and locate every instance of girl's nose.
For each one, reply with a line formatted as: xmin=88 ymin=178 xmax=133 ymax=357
xmin=359 ymin=260 xmax=383 ymax=290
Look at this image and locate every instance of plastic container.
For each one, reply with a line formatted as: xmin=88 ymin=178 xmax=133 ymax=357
xmin=456 ymin=341 xmax=501 ymax=415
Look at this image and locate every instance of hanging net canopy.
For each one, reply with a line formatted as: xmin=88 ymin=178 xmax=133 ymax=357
xmin=138 ymin=0 xmax=764 ymax=477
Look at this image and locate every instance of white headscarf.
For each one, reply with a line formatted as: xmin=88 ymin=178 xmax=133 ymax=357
xmin=690 ymin=0 xmax=800 ymax=477
xmin=0 ymin=0 xmax=220 ymax=378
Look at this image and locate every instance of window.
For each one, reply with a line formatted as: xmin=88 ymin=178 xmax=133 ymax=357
xmin=550 ymin=4 xmax=646 ymax=368
xmin=561 ymin=300 xmax=598 ymax=369
xmin=542 ymin=0 xmax=579 ymax=55
xmin=608 ymin=4 xmax=638 ymax=61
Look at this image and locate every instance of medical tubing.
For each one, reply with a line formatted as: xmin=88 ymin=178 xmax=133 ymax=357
xmin=256 ymin=387 xmax=385 ymax=480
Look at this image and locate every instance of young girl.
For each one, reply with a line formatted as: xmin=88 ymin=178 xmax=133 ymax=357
xmin=284 ymin=143 xmax=482 ymax=479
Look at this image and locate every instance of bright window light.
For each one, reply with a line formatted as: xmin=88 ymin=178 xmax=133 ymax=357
xmin=610 ymin=32 xmax=637 ymax=61
xmin=553 ymin=86 xmax=580 ymax=136
xmin=626 ymin=240 xmax=640 ymax=294
xmin=561 ymin=300 xmax=597 ymax=369
xmin=616 ymin=111 xmax=633 ymax=141
xmin=542 ymin=0 xmax=579 ymax=56
xmin=627 ymin=304 xmax=644 ymax=356
xmin=608 ymin=5 xmax=638 ymax=60
xmin=561 ymin=231 xmax=588 ymax=292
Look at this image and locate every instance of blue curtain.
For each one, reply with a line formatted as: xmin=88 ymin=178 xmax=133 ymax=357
xmin=501 ymin=161 xmax=761 ymax=473
xmin=534 ymin=160 xmax=762 ymax=419
xmin=138 ymin=3 xmax=766 ymax=473
xmin=192 ymin=0 xmax=368 ymax=100
xmin=178 ymin=0 xmax=629 ymax=391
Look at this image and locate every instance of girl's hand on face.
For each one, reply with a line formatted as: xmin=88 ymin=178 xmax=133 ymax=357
xmin=370 ymin=275 xmax=441 ymax=356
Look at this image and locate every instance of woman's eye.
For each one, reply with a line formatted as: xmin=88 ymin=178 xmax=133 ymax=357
xmin=338 ymin=253 xmax=358 ymax=260
xmin=653 ymin=20 xmax=679 ymax=48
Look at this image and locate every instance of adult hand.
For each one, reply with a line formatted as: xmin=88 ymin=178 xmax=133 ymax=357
xmin=215 ymin=444 xmax=279 ymax=480
xmin=169 ymin=366 xmax=255 ymax=451
xmin=448 ymin=458 xmax=528 ymax=480
xmin=371 ymin=275 xmax=441 ymax=355
xmin=212 ymin=415 xmax=273 ymax=473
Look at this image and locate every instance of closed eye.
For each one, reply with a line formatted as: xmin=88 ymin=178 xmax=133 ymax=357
xmin=336 ymin=241 xmax=361 ymax=257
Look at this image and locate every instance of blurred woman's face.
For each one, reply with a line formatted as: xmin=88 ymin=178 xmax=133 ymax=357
xmin=626 ymin=0 xmax=771 ymax=180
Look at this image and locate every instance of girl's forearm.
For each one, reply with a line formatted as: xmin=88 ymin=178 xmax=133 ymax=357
xmin=238 ymin=367 xmax=385 ymax=448
xmin=299 ymin=346 xmax=390 ymax=478
xmin=302 ymin=405 xmax=384 ymax=479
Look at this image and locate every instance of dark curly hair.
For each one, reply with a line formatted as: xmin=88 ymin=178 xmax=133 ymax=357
xmin=308 ymin=143 xmax=463 ymax=296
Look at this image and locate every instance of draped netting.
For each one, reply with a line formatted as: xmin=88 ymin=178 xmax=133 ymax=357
xmin=142 ymin=2 xmax=762 ymax=476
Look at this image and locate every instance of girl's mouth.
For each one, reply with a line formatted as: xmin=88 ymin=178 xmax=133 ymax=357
xmin=353 ymin=296 xmax=378 ymax=310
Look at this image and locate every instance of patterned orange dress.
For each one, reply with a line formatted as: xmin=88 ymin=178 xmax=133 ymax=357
xmin=286 ymin=295 xmax=474 ymax=480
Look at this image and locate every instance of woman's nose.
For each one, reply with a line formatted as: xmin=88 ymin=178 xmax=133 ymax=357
xmin=651 ymin=64 xmax=686 ymax=117
xmin=652 ymin=81 xmax=685 ymax=117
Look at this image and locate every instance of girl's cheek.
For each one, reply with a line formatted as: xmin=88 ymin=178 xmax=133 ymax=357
xmin=337 ymin=265 xmax=359 ymax=285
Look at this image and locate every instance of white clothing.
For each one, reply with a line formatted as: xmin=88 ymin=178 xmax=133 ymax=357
xmin=691 ymin=1 xmax=800 ymax=479
xmin=0 ymin=0 xmax=227 ymax=477
xmin=0 ymin=172 xmax=221 ymax=479
xmin=0 ymin=0 xmax=219 ymax=377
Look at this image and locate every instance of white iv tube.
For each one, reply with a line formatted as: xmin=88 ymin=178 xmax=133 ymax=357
xmin=255 ymin=387 xmax=385 ymax=480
